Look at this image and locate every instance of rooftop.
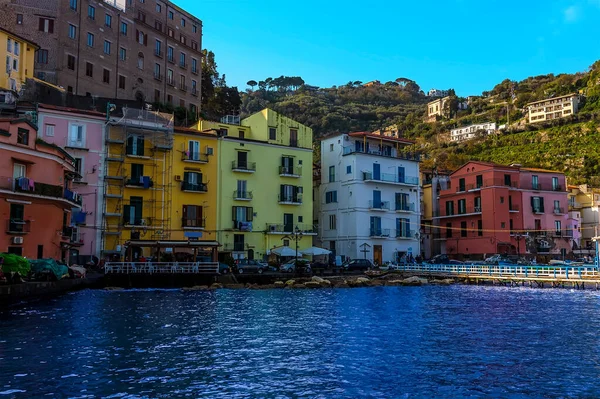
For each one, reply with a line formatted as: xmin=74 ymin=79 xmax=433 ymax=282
xmin=526 ymin=93 xmax=579 ymax=107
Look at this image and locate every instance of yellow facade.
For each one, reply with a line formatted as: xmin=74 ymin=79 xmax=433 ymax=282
xmin=0 ymin=28 xmax=37 ymax=94
xmin=102 ymin=118 xmax=174 ymax=257
xmin=170 ymin=128 xmax=218 ymax=242
xmin=199 ymin=108 xmax=314 ymax=261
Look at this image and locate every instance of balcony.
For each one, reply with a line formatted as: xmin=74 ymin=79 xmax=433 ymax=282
xmin=279 ymin=166 xmax=302 ymax=177
xmin=167 ymin=77 xmax=175 ymax=86
xmin=155 ymin=49 xmax=163 ymax=58
xmin=0 ymin=176 xmax=82 ymax=206
xmin=191 ymin=67 xmax=199 ymax=75
xmin=6 ymin=219 xmax=30 ymax=234
xmin=179 ymin=83 xmax=188 ymax=92
xmin=370 ymin=228 xmax=391 ymax=238
xmin=182 ymin=151 xmax=208 ymax=163
xmin=509 ymin=204 xmax=520 ymax=212
xmin=343 ymin=146 xmax=421 ymax=162
xmin=532 ymin=207 xmax=544 ymax=214
xmin=278 ymin=195 xmax=302 ymax=205
xmin=180 ymin=62 xmax=188 ymax=70
xmin=223 ymin=243 xmax=246 ymax=252
xmin=181 ymin=181 xmax=207 ymax=193
xmin=553 ymin=207 xmax=565 ymax=215
xmin=182 ymin=218 xmax=206 ymax=229
xmin=266 ymin=223 xmax=316 ymax=235
xmin=532 ymin=183 xmax=542 ymax=190
xmin=395 ymin=229 xmax=414 ymax=239
xmin=290 ymin=139 xmax=298 ymax=148
xmin=191 ymin=87 xmax=198 ymax=97
xmin=232 ymin=161 xmax=256 ymax=173
xmin=553 ymin=185 xmax=563 ymax=192
xmin=233 ymin=190 xmax=253 ymax=200
xmin=363 ymin=172 xmax=419 ymax=186
xmin=369 ymin=200 xmax=390 ymax=211
xmin=395 ymin=203 xmax=416 ymax=212
xmin=62 ymin=226 xmax=84 ymax=246
xmin=551 ymin=230 xmax=574 ymax=238
xmin=154 ymin=73 xmax=163 ymax=81
xmin=125 ymin=177 xmax=154 ymax=188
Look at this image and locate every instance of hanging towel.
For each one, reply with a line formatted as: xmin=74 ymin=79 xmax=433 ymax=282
xmin=143 ymin=176 xmax=150 ymax=188
xmin=28 ymin=179 xmax=34 ymax=191
xmin=20 ymin=177 xmax=29 ymax=191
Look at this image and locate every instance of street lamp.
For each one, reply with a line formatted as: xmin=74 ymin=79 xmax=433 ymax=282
xmin=283 ymin=225 xmax=304 ymax=269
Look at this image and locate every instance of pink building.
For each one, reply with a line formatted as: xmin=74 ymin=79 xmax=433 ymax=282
xmin=37 ymin=104 xmax=105 ymax=261
xmin=435 ymin=161 xmax=573 ymax=260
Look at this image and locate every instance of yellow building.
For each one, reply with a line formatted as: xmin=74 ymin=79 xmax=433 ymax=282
xmin=102 ymin=109 xmax=174 ymax=258
xmin=199 ymin=109 xmax=314 ymax=261
xmin=0 ymin=27 xmax=38 ymax=101
xmin=426 ymin=96 xmax=449 ymax=121
xmin=170 ymin=127 xmax=219 ymax=243
xmin=527 ymin=94 xmax=580 ymax=124
xmin=568 ymin=184 xmax=600 ymax=250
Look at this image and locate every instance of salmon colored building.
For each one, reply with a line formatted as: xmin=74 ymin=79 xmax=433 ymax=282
xmin=434 ymin=161 xmax=572 ymax=259
xmin=0 ymin=118 xmax=82 ymax=261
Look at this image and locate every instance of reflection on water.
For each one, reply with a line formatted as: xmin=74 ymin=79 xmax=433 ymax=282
xmin=2 ymin=286 xmax=600 ymax=398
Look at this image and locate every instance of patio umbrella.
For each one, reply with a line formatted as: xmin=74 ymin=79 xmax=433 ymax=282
xmin=300 ymin=246 xmax=332 ymax=256
xmin=270 ymin=246 xmax=298 ymax=257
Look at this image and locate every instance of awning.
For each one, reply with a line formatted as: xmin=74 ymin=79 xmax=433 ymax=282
xmin=126 ymin=240 xmax=220 ymax=248
xmin=270 ymin=246 xmax=299 ymax=257
xmin=300 ymin=246 xmax=331 ymax=256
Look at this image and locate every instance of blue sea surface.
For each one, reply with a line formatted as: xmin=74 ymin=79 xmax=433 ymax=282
xmin=1 ymin=286 xmax=600 ymax=398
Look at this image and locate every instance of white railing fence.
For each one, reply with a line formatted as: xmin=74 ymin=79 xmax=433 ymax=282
xmin=105 ymin=262 xmax=218 ymax=274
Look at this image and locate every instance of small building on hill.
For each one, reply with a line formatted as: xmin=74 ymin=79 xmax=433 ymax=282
xmin=526 ymin=94 xmax=580 ymax=124
xmin=450 ymin=122 xmax=497 ymax=143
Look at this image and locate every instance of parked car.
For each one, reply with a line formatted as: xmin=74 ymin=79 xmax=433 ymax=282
xmin=280 ymin=258 xmax=312 ymax=273
xmin=426 ymin=254 xmax=451 ymax=264
xmin=219 ymin=263 xmax=231 ymax=274
xmin=342 ymin=259 xmax=374 ymax=271
xmin=236 ymin=259 xmax=272 ymax=274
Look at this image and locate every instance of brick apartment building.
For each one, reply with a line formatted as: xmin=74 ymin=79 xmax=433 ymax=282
xmin=434 ymin=161 xmax=573 ymax=259
xmin=0 ymin=0 xmax=202 ymax=114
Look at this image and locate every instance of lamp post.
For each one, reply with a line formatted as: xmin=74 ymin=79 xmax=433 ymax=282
xmin=283 ymin=225 xmax=304 ymax=271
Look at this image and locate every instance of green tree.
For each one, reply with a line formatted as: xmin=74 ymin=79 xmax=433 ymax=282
xmin=247 ymin=80 xmax=257 ymax=91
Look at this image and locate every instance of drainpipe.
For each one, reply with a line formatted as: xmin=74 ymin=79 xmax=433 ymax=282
xmin=75 ymin=5 xmax=83 ymax=95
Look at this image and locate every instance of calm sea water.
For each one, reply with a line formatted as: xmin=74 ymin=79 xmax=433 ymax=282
xmin=1 ymin=286 xmax=600 ymax=398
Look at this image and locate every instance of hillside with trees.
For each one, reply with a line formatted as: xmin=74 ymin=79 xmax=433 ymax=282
xmin=240 ymin=61 xmax=600 ymax=184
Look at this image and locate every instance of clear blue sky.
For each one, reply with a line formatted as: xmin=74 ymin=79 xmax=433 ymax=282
xmin=176 ymin=0 xmax=600 ymax=96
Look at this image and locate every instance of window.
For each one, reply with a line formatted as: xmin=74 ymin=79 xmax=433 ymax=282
xmin=191 ymin=41 xmax=198 ymax=50
xmin=532 ymin=175 xmax=539 ymax=190
xmin=531 ymin=196 xmax=544 ymax=213
xmin=180 ymin=52 xmax=186 ymax=67
xmin=329 ymin=214 xmax=337 ymax=230
xmin=155 ymin=39 xmax=162 ymax=56
xmin=45 ymin=124 xmax=55 ymax=137
xmin=187 ymin=140 xmax=201 ymax=161
xmin=68 ymin=24 xmax=76 ymax=39
xmin=193 ymin=25 xmax=197 ymax=33
xmin=103 ymin=40 xmax=111 ymax=54
xmin=103 ymin=68 xmax=110 ymax=84
xmin=119 ymin=75 xmax=126 ymax=89
xmin=191 ymin=79 xmax=197 ymax=94
xmin=445 ymin=201 xmax=454 ymax=216
xmin=461 ymin=221 xmax=467 ymax=237
xmin=504 ymin=174 xmax=511 ymax=186
xmin=37 ymin=49 xmax=48 ymax=64
xmin=138 ymin=53 xmax=144 ymax=69
xmin=181 ymin=17 xmax=185 ymax=27
xmin=39 ymin=18 xmax=54 ymax=33
xmin=500 ymin=196 xmax=504 ymax=204
xmin=119 ymin=47 xmax=126 ymax=61
xmin=137 ymin=30 xmax=146 ymax=45
xmin=179 ymin=74 xmax=185 ymax=89
xmin=325 ymin=191 xmax=338 ymax=203
xmin=127 ymin=135 xmax=145 ymax=156
xmin=346 ymin=165 xmax=352 ymax=174
xmin=167 ymin=94 xmax=172 ymax=104
xmin=74 ymin=158 xmax=83 ymax=180
xmin=155 ymin=20 xmax=162 ymax=31
xmin=232 ymin=206 xmax=253 ymax=222
xmin=137 ymin=11 xmax=146 ymax=23
xmin=154 ymin=63 xmax=161 ymax=79
xmin=13 ymin=42 xmax=19 ymax=56
xmin=329 ymin=143 xmax=334 ymax=152
xmin=478 ymin=220 xmax=483 ymax=236
xmin=555 ymin=220 xmax=561 ymax=234
xmin=269 ymin=127 xmax=276 ymax=140
xmin=328 ymin=166 xmax=335 ymax=182
xmin=88 ymin=5 xmax=95 ymax=19
xmin=182 ymin=205 xmax=204 ymax=228
xmin=70 ymin=0 xmax=77 ymax=11
xmin=552 ymin=177 xmax=560 ymax=191
xmin=290 ymin=129 xmax=298 ymax=147
xmin=239 ymin=130 xmax=245 ymax=139
xmin=179 ymin=99 xmax=185 ymax=108
xmin=13 ymin=163 xmax=26 ymax=179
xmin=130 ymin=164 xmax=144 ymax=181
xmin=446 ymin=223 xmax=453 ymax=238
xmin=9 ymin=203 xmax=25 ymax=233
xmin=168 ymin=10 xmax=174 ymax=19
xmin=68 ymin=124 xmax=84 ymax=147
xmin=192 ymin=58 xmax=198 ymax=73
xmin=16 ymin=14 xmax=23 ymax=25
xmin=87 ymin=32 xmax=94 ymax=47
xmin=6 ymin=38 xmax=11 ymax=53
xmin=476 ymin=175 xmax=483 ymax=188
xmin=154 ymin=89 xmax=161 ymax=102
xmin=458 ymin=199 xmax=466 ymax=214
xmin=121 ymin=22 xmax=128 ymax=35
xmin=105 ymin=14 xmax=112 ymax=27
xmin=458 ymin=178 xmax=465 ymax=192
xmin=124 ymin=197 xmax=143 ymax=225
xmin=474 ymin=196 xmax=481 ymax=212
xmin=179 ymin=34 xmax=186 ymax=45
xmin=168 ymin=27 xmax=174 ymax=38
xmin=17 ymin=128 xmax=29 ymax=145
xmin=156 ymin=2 xmax=162 ymax=12
xmin=167 ymin=46 xmax=174 ymax=62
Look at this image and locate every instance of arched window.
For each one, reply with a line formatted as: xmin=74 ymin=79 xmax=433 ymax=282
xmin=137 ymin=52 xmax=144 ymax=69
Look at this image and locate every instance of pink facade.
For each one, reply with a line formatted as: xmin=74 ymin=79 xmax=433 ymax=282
xmin=37 ymin=104 xmax=105 ymax=260
xmin=435 ymin=161 xmax=573 ymax=260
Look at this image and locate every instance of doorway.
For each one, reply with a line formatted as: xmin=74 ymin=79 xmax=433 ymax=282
xmin=374 ymin=245 xmax=382 ymax=265
xmin=37 ymin=245 xmax=44 ymax=259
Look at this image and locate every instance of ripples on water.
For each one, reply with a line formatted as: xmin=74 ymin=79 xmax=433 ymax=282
xmin=1 ymin=286 xmax=600 ymax=398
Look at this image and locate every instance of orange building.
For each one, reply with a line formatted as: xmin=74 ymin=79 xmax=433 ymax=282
xmin=0 ymin=118 xmax=82 ymax=261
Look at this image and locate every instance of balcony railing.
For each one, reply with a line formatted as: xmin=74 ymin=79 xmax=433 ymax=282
xmin=191 ymin=67 xmax=199 ymax=75
xmin=266 ymin=223 xmax=316 ymax=234
xmin=370 ymin=228 xmax=391 ymax=238
xmin=181 ymin=182 xmax=207 ymax=192
xmin=532 ymin=207 xmax=544 ymax=214
xmin=363 ymin=172 xmax=419 ymax=186
xmin=179 ymin=62 xmax=188 ymax=69
xmin=154 ymin=73 xmax=163 ymax=81
xmin=551 ymin=230 xmax=574 ymax=238
xmin=125 ymin=177 xmax=154 ymax=188
xmin=179 ymin=83 xmax=188 ymax=92
xmin=278 ymin=195 xmax=302 ymax=204
xmin=395 ymin=203 xmax=416 ymax=212
xmin=191 ymin=87 xmax=198 ymax=96
xmin=553 ymin=207 xmax=565 ymax=215
xmin=0 ymin=176 xmax=82 ymax=206
xmin=395 ymin=229 xmax=414 ymax=238
xmin=223 ymin=243 xmax=246 ymax=252
xmin=553 ymin=185 xmax=563 ymax=192
xmin=167 ymin=77 xmax=175 ymax=86
xmin=155 ymin=49 xmax=163 ymax=58
xmin=532 ymin=183 xmax=542 ymax=190
xmin=182 ymin=152 xmax=208 ymax=163
xmin=6 ymin=219 xmax=30 ymax=234
xmin=289 ymin=139 xmax=298 ymax=148
xmin=343 ymin=146 xmax=421 ymax=162
xmin=509 ymin=204 xmax=520 ymax=212
xmin=233 ymin=190 xmax=253 ymax=200
xmin=369 ymin=200 xmax=390 ymax=210
xmin=182 ymin=218 xmax=206 ymax=228
xmin=279 ymin=166 xmax=302 ymax=177
xmin=232 ymin=161 xmax=256 ymax=172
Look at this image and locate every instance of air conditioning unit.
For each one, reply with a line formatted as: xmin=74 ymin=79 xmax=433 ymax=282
xmin=140 ymin=219 xmax=147 ymax=226
xmin=269 ymin=224 xmax=277 ymax=232
xmin=12 ymin=236 xmax=23 ymax=244
xmin=174 ymin=175 xmax=182 ymax=181
xmin=206 ymin=147 xmax=214 ymax=155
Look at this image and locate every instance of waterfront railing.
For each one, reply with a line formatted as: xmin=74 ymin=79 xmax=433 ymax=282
xmin=105 ymin=262 xmax=218 ymax=274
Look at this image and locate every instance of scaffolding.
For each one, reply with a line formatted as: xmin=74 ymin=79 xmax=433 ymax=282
xmin=101 ymin=107 xmax=174 ymax=258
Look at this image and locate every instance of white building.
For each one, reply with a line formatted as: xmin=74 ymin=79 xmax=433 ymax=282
xmin=428 ymin=89 xmax=449 ymax=97
xmin=450 ymin=122 xmax=497 ymax=142
xmin=318 ymin=132 xmax=421 ymax=264
xmin=526 ymin=94 xmax=580 ymax=124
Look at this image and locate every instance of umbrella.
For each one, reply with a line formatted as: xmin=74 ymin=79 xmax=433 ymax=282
xmin=270 ymin=246 xmax=298 ymax=257
xmin=300 ymin=246 xmax=332 ymax=256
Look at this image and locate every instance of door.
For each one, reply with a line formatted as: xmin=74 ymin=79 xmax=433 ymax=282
xmin=9 ymin=204 xmax=24 ymax=232
xmin=290 ymin=129 xmax=298 ymax=147
xmin=282 ymin=157 xmax=293 ymax=174
xmin=237 ymin=180 xmax=247 ymax=197
xmin=188 ymin=140 xmax=200 ymax=160
xmin=283 ymin=213 xmax=293 ymax=232
xmin=37 ymin=245 xmax=44 ymax=259
xmin=370 ymin=216 xmax=381 ymax=236
xmin=374 ymin=245 xmax=382 ymax=265
xmin=372 ymin=190 xmax=381 ymax=208
xmin=398 ymin=166 xmax=405 ymax=183
xmin=237 ymin=151 xmax=247 ymax=169
xmin=373 ymin=163 xmax=380 ymax=180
